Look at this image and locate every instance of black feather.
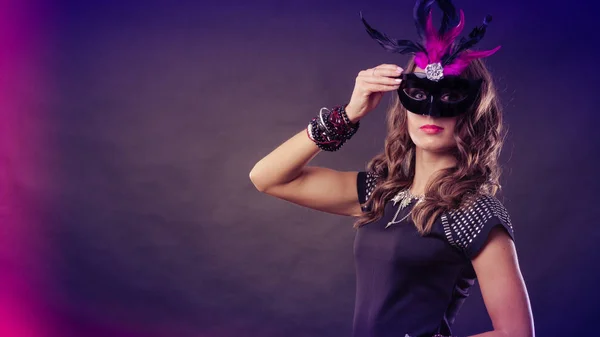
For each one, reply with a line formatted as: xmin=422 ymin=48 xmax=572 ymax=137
xmin=413 ymin=0 xmax=436 ymax=39
xmin=436 ymin=0 xmax=460 ymax=35
xmin=360 ymin=12 xmax=425 ymax=54
xmin=444 ymin=15 xmax=493 ymax=64
xmin=484 ymin=15 xmax=492 ymax=25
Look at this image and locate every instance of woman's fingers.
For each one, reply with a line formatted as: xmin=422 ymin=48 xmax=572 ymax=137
xmin=353 ymin=64 xmax=404 ymax=94
xmin=364 ymin=75 xmax=402 ymax=86
xmin=374 ymin=64 xmax=404 ymax=76
xmin=360 ymin=65 xmax=404 ymax=86
xmin=362 ymin=82 xmax=401 ymax=93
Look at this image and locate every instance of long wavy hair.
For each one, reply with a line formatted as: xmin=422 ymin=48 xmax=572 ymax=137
xmin=353 ymin=56 xmax=506 ymax=235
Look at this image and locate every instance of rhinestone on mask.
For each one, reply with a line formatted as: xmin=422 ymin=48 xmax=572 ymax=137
xmin=425 ymin=62 xmax=444 ymax=81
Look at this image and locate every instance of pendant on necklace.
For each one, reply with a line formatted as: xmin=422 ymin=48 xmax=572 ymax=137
xmin=391 ymin=190 xmax=415 ymax=210
xmin=386 ymin=190 xmax=423 ymax=228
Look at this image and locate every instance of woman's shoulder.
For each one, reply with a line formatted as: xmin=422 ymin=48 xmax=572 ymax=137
xmin=441 ymin=193 xmax=515 ymax=259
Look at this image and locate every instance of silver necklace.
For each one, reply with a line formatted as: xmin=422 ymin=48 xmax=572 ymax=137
xmin=386 ymin=189 xmax=424 ymax=228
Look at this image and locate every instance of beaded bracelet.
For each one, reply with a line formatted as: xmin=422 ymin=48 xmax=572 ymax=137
xmin=306 ymin=104 xmax=359 ymax=151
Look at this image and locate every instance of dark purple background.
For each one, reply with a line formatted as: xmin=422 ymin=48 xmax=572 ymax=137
xmin=13 ymin=0 xmax=600 ymax=336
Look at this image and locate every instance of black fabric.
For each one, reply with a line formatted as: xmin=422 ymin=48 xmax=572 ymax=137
xmin=397 ymin=72 xmax=482 ymax=117
xmin=357 ymin=171 xmax=368 ymax=204
xmin=356 ymin=171 xmax=378 ymax=212
xmin=352 ymin=171 xmax=515 ymax=337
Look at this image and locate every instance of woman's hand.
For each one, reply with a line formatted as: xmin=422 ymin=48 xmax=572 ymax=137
xmin=345 ymin=64 xmax=404 ymax=123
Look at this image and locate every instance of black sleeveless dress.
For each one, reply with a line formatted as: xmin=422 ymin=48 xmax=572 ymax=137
xmin=353 ymin=171 xmax=515 ymax=337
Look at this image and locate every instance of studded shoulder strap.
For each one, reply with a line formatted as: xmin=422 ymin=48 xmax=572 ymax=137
xmin=357 ymin=171 xmax=380 ymax=212
xmin=441 ymin=194 xmax=514 ymax=257
xmin=364 ymin=171 xmax=378 ymax=201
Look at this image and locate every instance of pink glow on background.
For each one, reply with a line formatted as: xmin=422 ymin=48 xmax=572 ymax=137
xmin=0 ymin=0 xmax=53 ymax=336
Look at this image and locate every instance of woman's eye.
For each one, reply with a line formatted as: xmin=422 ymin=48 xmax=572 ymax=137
xmin=404 ymin=88 xmax=428 ymax=101
xmin=440 ymin=91 xmax=467 ymax=103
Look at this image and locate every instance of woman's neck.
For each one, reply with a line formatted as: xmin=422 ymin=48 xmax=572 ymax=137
xmin=410 ymin=147 xmax=457 ymax=196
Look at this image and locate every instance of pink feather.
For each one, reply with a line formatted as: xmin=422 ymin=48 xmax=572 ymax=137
xmin=413 ymin=7 xmax=499 ymax=76
xmin=460 ymin=46 xmax=501 ymax=59
xmin=443 ymin=46 xmax=501 ymax=75
xmin=424 ymin=10 xmax=443 ymax=63
xmin=414 ymin=52 xmax=429 ymax=69
xmin=423 ymin=10 xmax=465 ymax=64
xmin=442 ymin=58 xmax=469 ymax=75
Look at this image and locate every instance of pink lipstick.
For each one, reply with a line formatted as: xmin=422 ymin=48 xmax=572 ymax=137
xmin=420 ymin=124 xmax=444 ymax=134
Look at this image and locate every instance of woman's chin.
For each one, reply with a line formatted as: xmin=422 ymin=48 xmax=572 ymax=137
xmin=414 ymin=140 xmax=456 ymax=154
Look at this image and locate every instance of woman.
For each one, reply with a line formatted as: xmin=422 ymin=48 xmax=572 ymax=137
xmin=249 ymin=1 xmax=534 ymax=336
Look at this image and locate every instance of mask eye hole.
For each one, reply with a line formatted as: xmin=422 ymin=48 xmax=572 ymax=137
xmin=440 ymin=90 xmax=468 ymax=103
xmin=403 ymin=88 xmax=428 ymax=101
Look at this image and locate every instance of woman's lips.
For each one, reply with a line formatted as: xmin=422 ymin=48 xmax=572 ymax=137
xmin=420 ymin=124 xmax=444 ymax=134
